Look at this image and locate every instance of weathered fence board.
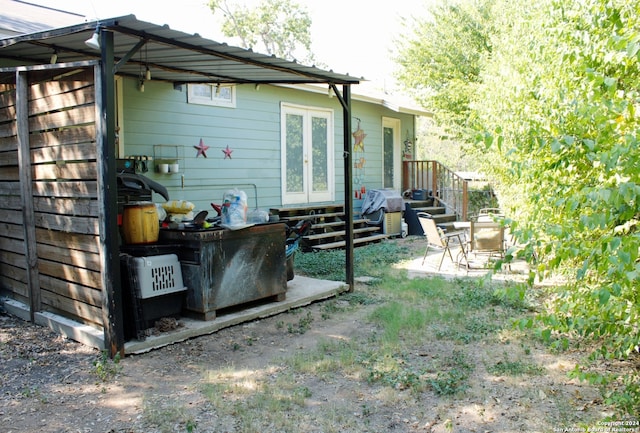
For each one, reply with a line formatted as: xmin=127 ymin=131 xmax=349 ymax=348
xmin=0 ymin=223 xmax=23 ymax=240
xmin=0 ymin=274 xmax=28 ymax=298
xmin=0 ymin=104 xmax=16 ymax=122
xmin=0 ymin=264 xmax=28 ymax=288
xmin=33 ymin=161 xmax=97 ymax=181
xmin=0 ymin=196 xmax=21 ymax=211
xmin=31 ymin=142 xmax=97 ymax=164
xmin=0 ymin=66 xmax=106 ymax=335
xmin=28 ymin=68 xmax=93 ymax=97
xmin=0 ymin=236 xmax=27 ymax=255
xmin=37 ymin=243 xmax=101 ymax=272
xmin=38 ymin=259 xmax=102 ymax=290
xmin=0 ymin=118 xmax=16 ymax=139
xmin=29 ymin=85 xmax=95 ymax=116
xmin=34 ymin=197 xmax=100 ymax=217
xmin=0 ymin=149 xmax=17 ymax=166
xmin=40 ymin=289 xmax=102 ymax=327
xmin=0 ymin=208 xmax=22 ymax=224
xmin=0 ymin=85 xmax=16 ymax=111
xmin=0 ymin=166 xmax=18 ymax=181
xmin=29 ymin=105 xmax=96 ymax=132
xmin=29 ymin=125 xmax=95 ymax=149
xmin=31 ymin=180 xmax=98 ymax=199
xmin=39 ymin=274 xmax=102 ymax=307
xmin=0 ymin=264 xmax=27 ymax=288
xmin=34 ymin=213 xmax=99 ymax=235
xmin=34 ymin=228 xmax=100 ymax=254
xmin=0 ymin=249 xmax=26 ymax=269
xmin=0 ymin=135 xmax=17 ymax=152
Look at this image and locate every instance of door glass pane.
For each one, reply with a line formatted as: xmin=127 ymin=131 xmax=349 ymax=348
xmin=383 ymin=126 xmax=394 ymax=188
xmin=311 ymin=116 xmax=328 ymax=192
xmin=286 ymin=113 xmax=304 ymax=193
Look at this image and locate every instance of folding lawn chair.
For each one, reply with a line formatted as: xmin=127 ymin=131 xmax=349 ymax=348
xmin=417 ymin=212 xmax=467 ymax=271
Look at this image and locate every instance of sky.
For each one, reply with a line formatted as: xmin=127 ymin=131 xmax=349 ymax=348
xmin=29 ymin=0 xmax=432 ymax=91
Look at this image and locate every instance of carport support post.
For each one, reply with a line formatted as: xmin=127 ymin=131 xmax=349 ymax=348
xmin=16 ymin=70 xmax=41 ymax=321
xmin=96 ymin=29 xmax=125 ymax=357
xmin=342 ymin=84 xmax=354 ymax=291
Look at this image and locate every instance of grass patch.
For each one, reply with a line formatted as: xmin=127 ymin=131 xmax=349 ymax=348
xmin=190 ymin=240 xmax=607 ymax=429
xmin=428 ymin=350 xmax=475 ymax=396
xmin=294 ymin=240 xmax=413 ymax=281
xmin=369 ymin=301 xmax=430 ymax=346
xmin=488 ymin=352 xmax=546 ymax=376
xmin=142 ymin=396 xmax=197 ymax=433
xmin=92 ymin=350 xmax=121 ymax=382
xmin=201 ymin=368 xmax=313 ymax=432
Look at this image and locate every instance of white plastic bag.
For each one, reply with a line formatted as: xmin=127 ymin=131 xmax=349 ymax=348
xmin=221 ymin=189 xmax=248 ymax=227
xmin=247 ymin=209 xmax=269 ymax=223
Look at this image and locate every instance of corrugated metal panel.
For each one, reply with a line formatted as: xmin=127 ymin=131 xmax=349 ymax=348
xmin=0 ymin=0 xmax=84 ymax=38
xmin=0 ymin=15 xmax=360 ymax=85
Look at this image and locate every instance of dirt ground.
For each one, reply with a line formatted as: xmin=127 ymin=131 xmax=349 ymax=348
xmin=0 ymin=243 xmax=629 ymax=433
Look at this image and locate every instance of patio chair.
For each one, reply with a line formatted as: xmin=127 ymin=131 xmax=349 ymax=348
xmin=468 ymin=220 xmax=506 ymax=266
xmin=417 ymin=212 xmax=467 ymax=270
xmin=478 ymin=208 xmax=502 ymax=216
xmin=475 ymin=208 xmax=504 ymax=222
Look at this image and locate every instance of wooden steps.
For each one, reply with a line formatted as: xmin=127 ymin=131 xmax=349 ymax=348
xmin=271 ymin=199 xmax=459 ymax=251
xmin=312 ymin=218 xmax=368 ymax=230
xmin=407 ymin=203 xmax=457 ymax=232
xmin=271 ymin=204 xmax=387 ymax=251
xmin=312 ymin=234 xmax=389 ymax=250
xmin=305 ymin=226 xmax=381 ymax=241
xmin=281 ymin=211 xmax=345 ymax=222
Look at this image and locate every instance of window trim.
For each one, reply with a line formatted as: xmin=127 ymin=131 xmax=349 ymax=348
xmin=187 ymin=83 xmax=236 ymax=108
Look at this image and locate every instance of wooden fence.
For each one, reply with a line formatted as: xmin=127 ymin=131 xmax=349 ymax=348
xmin=0 ymin=66 xmax=105 ymax=330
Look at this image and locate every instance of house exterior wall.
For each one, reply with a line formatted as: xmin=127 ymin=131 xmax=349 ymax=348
xmin=119 ymin=76 xmax=416 ymax=213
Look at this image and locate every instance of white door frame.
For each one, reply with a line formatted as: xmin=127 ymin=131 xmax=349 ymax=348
xmin=281 ymin=102 xmax=335 ymax=205
xmin=382 ymin=117 xmax=402 ymax=191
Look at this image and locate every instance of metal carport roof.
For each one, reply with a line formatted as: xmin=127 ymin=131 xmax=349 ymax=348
xmin=0 ymin=14 xmax=361 ymax=86
xmin=0 ymin=15 xmax=359 ymax=352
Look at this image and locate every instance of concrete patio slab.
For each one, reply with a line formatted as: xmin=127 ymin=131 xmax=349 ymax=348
xmin=2 ymin=276 xmax=348 ymax=354
xmin=125 ymin=275 xmax=348 ymax=354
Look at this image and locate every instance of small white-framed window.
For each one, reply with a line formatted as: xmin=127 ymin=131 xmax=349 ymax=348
xmin=187 ymin=83 xmax=236 ymax=108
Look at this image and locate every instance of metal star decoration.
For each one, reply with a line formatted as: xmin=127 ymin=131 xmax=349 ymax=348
xmin=222 ymin=145 xmax=233 ymax=159
xmin=194 ymin=138 xmax=210 ymax=158
xmin=352 ymin=127 xmax=366 ymax=152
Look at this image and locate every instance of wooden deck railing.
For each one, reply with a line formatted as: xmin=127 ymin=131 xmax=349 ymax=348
xmin=402 ymin=160 xmax=469 ymax=221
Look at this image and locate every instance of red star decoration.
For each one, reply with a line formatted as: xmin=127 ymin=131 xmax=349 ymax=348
xmin=222 ymin=145 xmax=233 ymax=159
xmin=194 ymin=138 xmax=210 ymax=158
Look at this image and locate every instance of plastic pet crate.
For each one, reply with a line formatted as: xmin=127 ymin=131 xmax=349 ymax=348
xmin=130 ymin=254 xmax=186 ymax=299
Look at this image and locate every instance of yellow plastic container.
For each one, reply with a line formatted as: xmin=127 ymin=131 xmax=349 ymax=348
xmin=122 ymin=202 xmax=159 ymax=244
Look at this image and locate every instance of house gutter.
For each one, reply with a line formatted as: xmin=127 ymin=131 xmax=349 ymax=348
xmin=277 ymin=83 xmax=433 ymax=117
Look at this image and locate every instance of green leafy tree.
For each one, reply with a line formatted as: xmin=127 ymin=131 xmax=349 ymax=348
xmin=498 ymin=2 xmax=640 ymax=415
xmin=208 ymin=0 xmax=315 ymax=64
xmin=395 ymin=0 xmax=492 ymax=137
xmin=398 ymin=0 xmax=640 ymax=414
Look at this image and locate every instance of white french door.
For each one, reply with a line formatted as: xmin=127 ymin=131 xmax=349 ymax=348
xmin=281 ymin=103 xmax=334 ymax=204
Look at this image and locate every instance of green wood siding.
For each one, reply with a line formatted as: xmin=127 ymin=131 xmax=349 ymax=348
xmin=120 ymin=77 xmax=416 ymax=213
